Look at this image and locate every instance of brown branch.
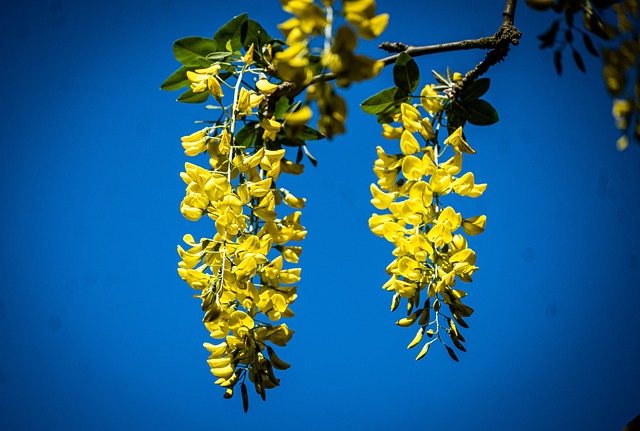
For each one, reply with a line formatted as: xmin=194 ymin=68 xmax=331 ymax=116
xmin=450 ymin=0 xmax=520 ymax=98
xmin=277 ymin=0 xmax=520 ymax=100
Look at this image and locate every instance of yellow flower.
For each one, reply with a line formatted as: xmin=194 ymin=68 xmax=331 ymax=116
xmin=401 ymin=103 xmax=423 ymax=133
xmin=368 ymin=213 xmax=394 ymax=236
xmin=280 ymin=188 xmax=306 ymax=208
xmin=267 ymin=323 xmax=294 ymax=346
xmin=284 ymin=106 xmax=313 ymax=125
xmin=370 ymin=183 xmax=395 ymax=209
xmin=420 ymin=84 xmax=443 ymax=115
xmin=452 ymin=172 xmax=487 ymax=198
xmin=612 ymin=98 xmax=632 ymax=129
xmin=382 ymin=124 xmax=403 ymax=140
xmin=401 ymin=155 xmax=423 ymax=181
xmin=207 ymin=76 xmax=224 ymax=100
xmin=243 ymin=43 xmax=254 ymax=64
xmin=444 ymin=127 xmax=475 ymax=154
xmin=260 ymin=148 xmax=286 ymax=179
xmin=399 ymin=130 xmax=421 ymax=155
xmin=274 ymin=42 xmax=313 ymax=84
xmin=236 ymin=88 xmax=263 ymax=117
xmin=181 ymin=128 xmax=209 ymax=156
xmin=256 ymin=78 xmax=280 ymax=95
xmin=260 ymin=116 xmax=282 ymax=142
xmin=462 ymin=215 xmax=486 ymax=236
xmin=427 ymin=206 xmax=461 ymax=248
xmin=343 ymin=0 xmax=389 ymax=40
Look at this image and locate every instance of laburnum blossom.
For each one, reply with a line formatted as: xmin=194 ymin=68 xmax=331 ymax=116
xmin=187 ymin=64 xmax=224 ymax=100
xmin=323 ymin=26 xmax=384 ymax=87
xmin=368 ymin=80 xmax=486 ymax=361
xmin=175 ymin=38 xmax=311 ymax=411
xmin=343 ymin=0 xmax=389 ymax=40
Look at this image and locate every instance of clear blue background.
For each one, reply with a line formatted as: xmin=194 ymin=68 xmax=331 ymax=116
xmin=1 ymin=1 xmax=639 ymax=430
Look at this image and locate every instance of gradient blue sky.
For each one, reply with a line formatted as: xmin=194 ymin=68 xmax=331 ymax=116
xmin=1 ymin=1 xmax=639 ymax=430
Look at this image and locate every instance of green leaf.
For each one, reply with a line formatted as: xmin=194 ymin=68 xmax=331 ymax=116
xmin=463 ymin=99 xmax=499 ymax=126
xmin=554 ymin=49 xmax=563 ymax=76
xmin=213 ymin=13 xmax=248 ymax=53
xmin=277 ymin=126 xmax=324 ymax=146
xmin=445 ymin=345 xmax=460 ymax=362
xmin=581 ymin=32 xmax=599 ymax=58
xmin=177 ymin=88 xmax=210 ymax=104
xmin=572 ymin=48 xmax=586 ymax=73
xmin=173 ymin=37 xmax=218 ymax=67
xmin=161 ymin=66 xmax=190 ymax=91
xmin=242 ymin=19 xmax=274 ymax=50
xmin=432 ymin=69 xmax=450 ymax=85
xmin=360 ymin=87 xmax=408 ymax=115
xmin=446 ymin=105 xmax=467 ymax=133
xmin=461 ymin=78 xmax=490 ymax=101
xmin=393 ymin=53 xmax=420 ymax=93
xmin=235 ymin=121 xmax=261 ymax=149
xmin=278 ymin=136 xmax=305 ymax=147
xmin=295 ymin=125 xmax=325 ymax=141
xmin=303 ymin=144 xmax=317 ymax=167
xmin=274 ymin=97 xmax=291 ymax=119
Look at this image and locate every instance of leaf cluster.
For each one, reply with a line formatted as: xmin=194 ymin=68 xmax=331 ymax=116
xmin=161 ymin=13 xmax=280 ymax=103
xmin=361 ymin=55 xmax=498 ymax=131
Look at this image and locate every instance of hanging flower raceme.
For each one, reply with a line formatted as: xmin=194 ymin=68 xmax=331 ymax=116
xmin=275 ymin=0 xmax=387 ymax=138
xmin=367 ymin=74 xmax=488 ymax=362
xmin=165 ymin=30 xmax=316 ymax=411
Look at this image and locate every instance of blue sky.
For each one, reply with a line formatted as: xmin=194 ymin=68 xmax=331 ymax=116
xmin=1 ymin=1 xmax=639 ymax=430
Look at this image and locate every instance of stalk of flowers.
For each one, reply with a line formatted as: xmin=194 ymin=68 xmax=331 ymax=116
xmin=276 ymin=0 xmax=388 ymax=138
xmin=368 ymin=82 xmax=487 ymax=361
xmin=175 ymin=44 xmax=308 ymax=411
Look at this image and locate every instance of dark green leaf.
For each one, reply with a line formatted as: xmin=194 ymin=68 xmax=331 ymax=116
xmin=206 ymin=51 xmax=235 ymax=62
xmin=241 ymin=382 xmax=249 ymax=413
xmin=393 ymin=52 xmax=420 ymax=93
xmin=463 ymin=99 xmax=499 ymax=126
xmin=582 ymin=32 xmax=599 ymax=57
xmin=294 ymin=125 xmax=325 ymax=141
xmin=450 ymin=334 xmax=467 ymax=352
xmin=461 ymin=78 xmax=490 ymax=101
xmin=572 ymin=48 xmax=586 ymax=72
xmin=360 ymin=87 xmax=408 ymax=115
xmin=173 ymin=37 xmax=218 ymax=66
xmin=303 ymin=145 xmax=317 ymax=167
xmin=446 ymin=105 xmax=467 ymax=133
xmin=537 ymin=20 xmax=559 ymax=49
xmin=161 ymin=66 xmax=190 ymax=91
xmin=376 ymin=110 xmax=399 ymax=124
xmin=564 ymin=28 xmax=573 ymax=43
xmin=274 ymin=96 xmax=291 ymax=119
xmin=445 ymin=345 xmax=460 ymax=362
xmin=583 ymin=10 xmax=611 ymax=40
xmin=235 ymin=121 xmax=261 ymax=149
xmin=452 ymin=311 xmax=470 ymax=328
xmin=565 ymin=9 xmax=574 ymax=27
xmin=213 ymin=13 xmax=248 ymax=53
xmin=242 ymin=19 xmax=274 ymax=50
xmin=177 ymin=88 xmax=210 ymax=104
xmin=432 ymin=69 xmax=450 ymax=85
xmin=278 ymin=136 xmax=305 ymax=147
xmin=554 ymin=49 xmax=563 ymax=75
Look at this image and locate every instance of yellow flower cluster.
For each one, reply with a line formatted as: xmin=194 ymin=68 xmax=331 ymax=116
xmin=369 ymin=87 xmax=487 ymax=360
xmin=275 ymin=0 xmax=387 ymax=138
xmin=604 ymin=0 xmax=640 ymax=151
xmin=177 ymin=47 xmax=308 ymax=410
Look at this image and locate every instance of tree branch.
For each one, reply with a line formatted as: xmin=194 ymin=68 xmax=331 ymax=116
xmin=276 ymin=0 xmax=520 ymax=102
